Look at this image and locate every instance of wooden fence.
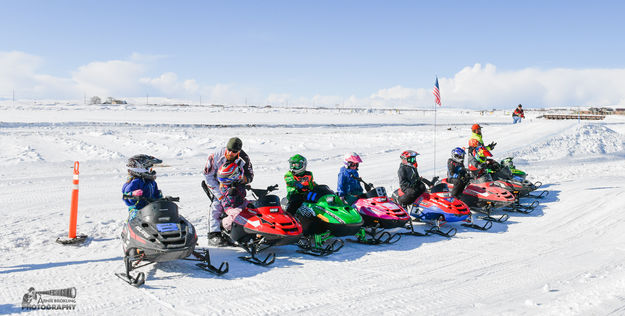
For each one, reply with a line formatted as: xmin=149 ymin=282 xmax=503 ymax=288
xmin=539 ymin=114 xmax=605 ymax=120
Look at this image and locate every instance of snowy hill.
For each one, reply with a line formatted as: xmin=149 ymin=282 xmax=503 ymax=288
xmin=1 ymin=104 xmax=625 ymax=315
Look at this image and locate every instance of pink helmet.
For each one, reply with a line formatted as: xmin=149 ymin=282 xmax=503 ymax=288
xmin=343 ymin=152 xmax=363 ymax=168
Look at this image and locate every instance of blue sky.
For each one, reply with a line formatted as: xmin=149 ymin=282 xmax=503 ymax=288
xmin=1 ymin=1 xmax=625 ymax=108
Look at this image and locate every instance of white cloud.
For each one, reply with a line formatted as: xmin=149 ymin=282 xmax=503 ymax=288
xmin=3 ymin=51 xmax=625 ymax=108
xmin=370 ymin=85 xmax=418 ymax=100
xmin=435 ymin=63 xmax=625 ymax=107
xmin=73 ymin=60 xmax=145 ymax=97
xmin=0 ymin=51 xmax=76 ymax=98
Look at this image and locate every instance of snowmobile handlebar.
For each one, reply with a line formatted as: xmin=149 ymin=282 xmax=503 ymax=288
xmin=124 ymin=195 xmax=180 ymax=203
xmin=350 ymin=174 xmax=374 ymax=192
xmin=245 ymin=184 xmax=279 ymax=199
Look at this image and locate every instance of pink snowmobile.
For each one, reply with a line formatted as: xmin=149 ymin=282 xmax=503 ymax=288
xmin=351 ymin=178 xmax=411 ymax=244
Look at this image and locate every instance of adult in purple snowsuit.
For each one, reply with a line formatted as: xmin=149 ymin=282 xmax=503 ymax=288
xmin=203 ymin=137 xmax=254 ymax=245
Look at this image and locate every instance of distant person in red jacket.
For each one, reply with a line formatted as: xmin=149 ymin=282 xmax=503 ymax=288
xmin=512 ymin=104 xmax=525 ymax=124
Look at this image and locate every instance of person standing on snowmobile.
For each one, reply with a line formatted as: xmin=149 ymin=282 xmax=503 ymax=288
xmin=122 ymin=154 xmax=163 ymax=219
xmin=396 ymin=150 xmax=438 ymax=207
xmin=512 ymin=104 xmax=525 ymax=124
xmin=216 ymin=160 xmax=248 ymax=232
xmin=447 ymin=147 xmax=470 ymax=198
xmin=337 ymin=152 xmax=366 ymax=205
xmin=467 ymin=146 xmax=497 ymax=180
xmin=284 ymin=154 xmax=317 ymax=215
xmin=468 ymin=124 xmax=496 ymax=155
xmin=203 ymin=137 xmax=254 ymax=246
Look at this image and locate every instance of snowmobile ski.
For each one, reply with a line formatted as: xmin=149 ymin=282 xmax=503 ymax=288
xmin=505 ymin=200 xmax=539 ymax=213
xmin=115 ymin=272 xmax=146 ymax=287
xmin=190 ymin=249 xmax=229 ymax=275
xmin=470 ymin=205 xmax=509 ymax=223
xmin=296 ymin=236 xmax=344 ymax=256
xmin=239 ymin=252 xmax=276 ymax=266
xmin=461 ymin=220 xmax=493 ymax=231
xmin=115 ymin=254 xmax=150 ymax=287
xmin=399 ymin=218 xmax=430 ymax=237
xmin=350 ymin=225 xmax=402 ymax=245
xmin=478 ymin=213 xmax=509 ymax=223
xmin=425 ymin=225 xmax=457 ymax=238
xmin=527 ymin=190 xmax=549 ymax=199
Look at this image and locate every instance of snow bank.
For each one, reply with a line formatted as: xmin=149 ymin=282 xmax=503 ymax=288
xmin=510 ymin=123 xmax=625 ymax=163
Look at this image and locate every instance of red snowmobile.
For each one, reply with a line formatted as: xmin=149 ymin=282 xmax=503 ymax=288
xmin=201 ymin=181 xmax=302 ymax=266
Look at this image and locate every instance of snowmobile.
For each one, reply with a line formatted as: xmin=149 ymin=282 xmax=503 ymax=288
xmin=441 ymin=177 xmax=513 ymax=223
xmin=498 ymin=157 xmax=549 ymax=199
xmin=350 ymin=178 xmax=411 ymax=244
xmin=474 ymin=164 xmax=541 ymax=213
xmin=201 ymin=181 xmax=303 ymax=266
xmin=116 ymin=196 xmax=228 ymax=287
xmin=390 ymin=183 xmax=492 ymax=238
xmin=286 ymin=185 xmax=363 ymax=256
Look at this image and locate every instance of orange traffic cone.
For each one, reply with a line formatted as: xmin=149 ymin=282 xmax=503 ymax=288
xmin=57 ymin=161 xmax=88 ymax=245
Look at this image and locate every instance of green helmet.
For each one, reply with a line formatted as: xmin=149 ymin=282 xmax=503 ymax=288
xmin=288 ymin=154 xmax=307 ymax=175
xmin=501 ymin=157 xmax=515 ymax=169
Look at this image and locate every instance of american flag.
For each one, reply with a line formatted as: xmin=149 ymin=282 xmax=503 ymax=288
xmin=433 ymin=76 xmax=441 ymax=106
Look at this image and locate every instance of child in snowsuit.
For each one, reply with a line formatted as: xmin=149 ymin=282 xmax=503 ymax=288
xmin=284 ymin=154 xmax=317 ymax=215
xmin=216 ymin=160 xmax=248 ymax=232
xmin=467 ymin=146 xmax=497 ymax=181
xmin=337 ymin=152 xmax=366 ymax=205
xmin=447 ymin=147 xmax=470 ymax=198
xmin=468 ymin=124 xmax=497 ymax=155
xmin=396 ymin=150 xmax=438 ymax=207
xmin=122 ymin=154 xmax=163 ymax=220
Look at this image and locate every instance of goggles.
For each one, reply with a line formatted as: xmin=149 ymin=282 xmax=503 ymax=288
xmin=225 ymin=149 xmax=240 ymax=157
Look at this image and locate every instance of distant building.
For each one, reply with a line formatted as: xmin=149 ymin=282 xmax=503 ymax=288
xmin=103 ymin=97 xmax=127 ymax=105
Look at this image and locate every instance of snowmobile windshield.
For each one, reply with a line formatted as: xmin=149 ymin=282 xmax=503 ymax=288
xmin=254 ymin=194 xmax=281 ymax=208
xmin=139 ymin=200 xmax=180 ymax=224
xmin=312 ymin=185 xmax=335 ymax=197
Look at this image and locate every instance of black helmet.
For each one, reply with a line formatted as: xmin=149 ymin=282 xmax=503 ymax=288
xmin=127 ymin=154 xmax=162 ymax=179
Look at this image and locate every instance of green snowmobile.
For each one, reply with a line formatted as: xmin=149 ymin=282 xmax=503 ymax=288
xmin=290 ymin=185 xmax=363 ymax=256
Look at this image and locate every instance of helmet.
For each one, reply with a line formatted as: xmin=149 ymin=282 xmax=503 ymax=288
xmin=343 ymin=152 xmax=362 ymax=168
xmin=468 ymin=138 xmax=480 ymax=148
xmin=400 ymin=150 xmax=419 ymax=167
xmin=288 ymin=154 xmax=307 ymax=175
xmin=471 ymin=124 xmax=482 ymax=132
xmin=474 ymin=146 xmax=492 ymax=163
xmin=451 ymin=147 xmax=465 ymax=162
xmin=217 ymin=161 xmax=242 ymax=185
xmin=501 ymin=157 xmax=515 ymax=169
xmin=127 ymin=154 xmax=162 ymax=179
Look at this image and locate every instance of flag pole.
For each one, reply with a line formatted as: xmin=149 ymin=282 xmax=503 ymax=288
xmin=432 ymin=76 xmax=441 ymax=179
xmin=434 ymin=96 xmax=437 ymax=175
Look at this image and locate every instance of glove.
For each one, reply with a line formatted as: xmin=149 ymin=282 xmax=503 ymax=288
xmin=295 ymin=182 xmax=304 ymax=190
xmin=488 ymin=142 xmax=497 ymax=150
xmin=131 ymin=189 xmax=143 ymax=197
xmin=431 ymin=176 xmax=439 ymax=184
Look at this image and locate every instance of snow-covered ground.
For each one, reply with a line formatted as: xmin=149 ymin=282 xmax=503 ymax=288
xmin=1 ymin=104 xmax=625 ymax=315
